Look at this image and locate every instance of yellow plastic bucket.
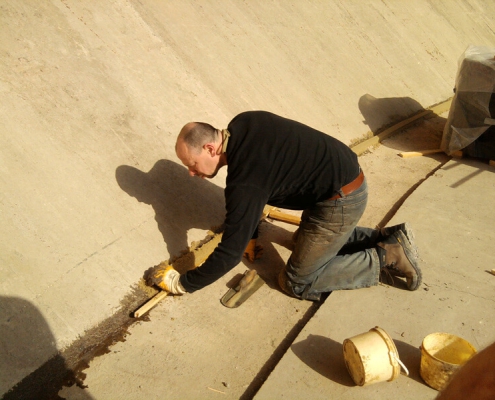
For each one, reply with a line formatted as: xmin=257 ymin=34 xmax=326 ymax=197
xmin=343 ymin=327 xmax=407 ymax=386
xmin=420 ymin=332 xmax=477 ymax=391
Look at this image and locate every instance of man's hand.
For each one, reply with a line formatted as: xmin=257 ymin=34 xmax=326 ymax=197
xmin=145 ymin=264 xmax=186 ymax=295
xmin=243 ymin=239 xmax=264 ymax=262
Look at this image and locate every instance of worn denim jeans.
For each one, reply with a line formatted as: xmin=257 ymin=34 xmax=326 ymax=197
xmin=285 ymin=178 xmax=380 ymax=299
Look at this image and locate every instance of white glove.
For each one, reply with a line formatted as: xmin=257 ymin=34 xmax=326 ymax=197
xmin=163 ymin=267 xmax=186 ymax=294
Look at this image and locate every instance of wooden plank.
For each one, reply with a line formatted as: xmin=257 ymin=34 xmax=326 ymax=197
xmin=261 ymin=205 xmax=277 ymax=219
xmin=133 ymin=291 xmax=168 ymax=318
xmin=399 ymin=149 xmax=443 ymax=158
xmin=267 ymin=210 xmax=301 ymax=225
xmin=429 ymin=97 xmax=452 ymax=116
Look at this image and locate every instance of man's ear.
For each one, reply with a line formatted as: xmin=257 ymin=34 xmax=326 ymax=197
xmin=203 ymin=143 xmax=214 ymax=155
xmin=204 ymin=143 xmax=216 ymax=156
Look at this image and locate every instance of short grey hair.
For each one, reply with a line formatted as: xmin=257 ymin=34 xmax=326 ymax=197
xmin=182 ymin=122 xmax=218 ymax=152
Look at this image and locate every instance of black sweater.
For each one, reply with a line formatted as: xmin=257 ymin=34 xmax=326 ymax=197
xmin=180 ymin=111 xmax=360 ymax=292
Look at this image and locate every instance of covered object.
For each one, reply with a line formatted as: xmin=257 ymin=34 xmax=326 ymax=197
xmin=441 ymin=45 xmax=495 ymax=158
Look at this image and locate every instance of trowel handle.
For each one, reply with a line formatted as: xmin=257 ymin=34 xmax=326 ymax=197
xmin=239 ymin=269 xmax=258 ymax=289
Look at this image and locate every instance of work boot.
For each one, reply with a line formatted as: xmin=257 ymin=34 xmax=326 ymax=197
xmin=376 ymin=230 xmax=422 ymax=291
xmin=379 ymin=222 xmax=419 ymax=259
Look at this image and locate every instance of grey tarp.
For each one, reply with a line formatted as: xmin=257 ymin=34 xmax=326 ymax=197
xmin=441 ymin=45 xmax=495 ymax=155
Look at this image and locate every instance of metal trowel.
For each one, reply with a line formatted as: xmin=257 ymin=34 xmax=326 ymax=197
xmin=221 ymin=269 xmax=265 ymax=308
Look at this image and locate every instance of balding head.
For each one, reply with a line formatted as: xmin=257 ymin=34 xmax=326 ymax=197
xmin=175 ymin=121 xmax=226 ymax=179
xmin=177 ymin=122 xmax=218 ymax=153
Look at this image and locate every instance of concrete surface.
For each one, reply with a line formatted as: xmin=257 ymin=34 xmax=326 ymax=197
xmin=256 ymin=157 xmax=495 ymax=399
xmin=55 ymin=115 xmax=495 ymax=400
xmin=1 ymin=0 xmax=495 ymax=398
xmin=54 ymin=113 xmax=453 ymax=400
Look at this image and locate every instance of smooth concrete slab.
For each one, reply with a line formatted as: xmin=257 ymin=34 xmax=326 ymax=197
xmin=255 ymin=158 xmax=495 ymax=399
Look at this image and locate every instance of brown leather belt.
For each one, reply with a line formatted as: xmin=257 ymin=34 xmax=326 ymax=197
xmin=328 ymin=170 xmax=365 ymax=200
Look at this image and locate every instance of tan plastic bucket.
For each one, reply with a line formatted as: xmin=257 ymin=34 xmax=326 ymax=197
xmin=420 ymin=332 xmax=477 ymax=391
xmin=343 ymin=326 xmax=407 ymax=386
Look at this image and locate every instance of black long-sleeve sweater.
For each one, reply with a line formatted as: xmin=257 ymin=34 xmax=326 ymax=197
xmin=180 ymin=111 xmax=360 ymax=292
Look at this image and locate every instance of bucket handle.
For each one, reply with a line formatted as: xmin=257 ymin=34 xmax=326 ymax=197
xmin=390 ymin=351 xmax=409 ymax=376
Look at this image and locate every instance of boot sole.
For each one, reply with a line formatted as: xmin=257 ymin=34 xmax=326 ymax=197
xmin=395 ymin=230 xmax=422 ymax=290
xmin=401 ymin=222 xmax=419 ymax=260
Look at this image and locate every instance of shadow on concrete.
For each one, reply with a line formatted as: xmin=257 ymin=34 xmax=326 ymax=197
xmin=290 ymin=334 xmax=426 ymax=387
xmin=359 ymin=93 xmax=449 ymax=155
xmin=359 ymin=94 xmax=425 ymax=134
xmin=291 ymin=334 xmax=354 ymax=386
xmin=116 ymin=159 xmax=225 ymax=259
xmin=252 ymin=221 xmax=294 ymax=290
xmin=442 ymin=157 xmax=495 ymax=188
xmin=222 ymin=221 xmax=294 ymax=295
xmin=394 ymin=339 xmax=424 ymax=384
xmin=0 ymin=296 xmax=93 ymax=400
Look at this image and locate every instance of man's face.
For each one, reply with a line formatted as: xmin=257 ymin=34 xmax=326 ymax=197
xmin=176 ymin=139 xmax=221 ymax=179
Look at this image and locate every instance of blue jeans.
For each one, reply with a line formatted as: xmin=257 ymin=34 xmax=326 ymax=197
xmin=285 ymin=178 xmax=380 ymax=300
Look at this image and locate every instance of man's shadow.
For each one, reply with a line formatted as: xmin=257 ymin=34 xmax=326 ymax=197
xmin=115 ymin=160 xmax=225 ymax=260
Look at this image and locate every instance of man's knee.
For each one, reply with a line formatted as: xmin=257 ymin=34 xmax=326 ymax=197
xmin=278 ymin=268 xmax=301 ymax=299
xmin=278 ymin=268 xmax=321 ymax=301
